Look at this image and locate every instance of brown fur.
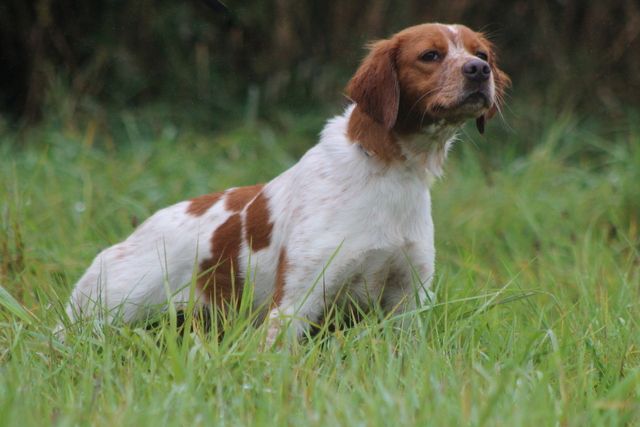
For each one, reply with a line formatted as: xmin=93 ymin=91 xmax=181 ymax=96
xmin=245 ymin=191 xmax=274 ymax=251
xmin=346 ymin=107 xmax=403 ymax=162
xmin=346 ymin=39 xmax=400 ymax=131
xmin=186 ymin=192 xmax=223 ymax=216
xmin=393 ymin=26 xmax=456 ymax=133
xmin=225 ymin=184 xmax=264 ymax=212
xmin=272 ymin=247 xmax=288 ymax=307
xmin=198 ymin=213 xmax=243 ymax=308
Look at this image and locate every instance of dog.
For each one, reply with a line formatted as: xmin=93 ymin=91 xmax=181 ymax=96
xmin=60 ymin=23 xmax=509 ymax=344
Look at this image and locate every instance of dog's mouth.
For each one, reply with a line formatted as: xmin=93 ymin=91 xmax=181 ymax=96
xmin=450 ymin=91 xmax=491 ymax=115
xmin=431 ymin=90 xmax=492 ymax=121
xmin=460 ymin=91 xmax=490 ymax=108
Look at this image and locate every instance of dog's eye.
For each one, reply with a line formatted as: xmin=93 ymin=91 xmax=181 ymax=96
xmin=420 ymin=50 xmax=441 ymax=62
xmin=475 ymin=51 xmax=488 ymax=61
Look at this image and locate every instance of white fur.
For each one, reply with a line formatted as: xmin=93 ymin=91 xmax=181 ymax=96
xmin=446 ymin=31 xmax=497 ymax=103
xmin=61 ymin=105 xmax=458 ymax=341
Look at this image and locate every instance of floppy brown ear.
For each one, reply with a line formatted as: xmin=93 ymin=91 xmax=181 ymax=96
xmin=346 ymin=40 xmax=399 ymax=130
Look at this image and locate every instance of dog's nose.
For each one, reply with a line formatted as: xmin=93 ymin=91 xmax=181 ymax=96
xmin=462 ymin=59 xmax=491 ymax=82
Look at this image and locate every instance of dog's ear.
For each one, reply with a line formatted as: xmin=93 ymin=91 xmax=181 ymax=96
xmin=346 ymin=39 xmax=400 ymax=130
xmin=476 ymin=44 xmax=511 ymax=134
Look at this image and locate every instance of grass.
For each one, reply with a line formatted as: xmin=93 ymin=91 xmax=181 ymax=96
xmin=1 ymin=104 xmax=639 ymax=426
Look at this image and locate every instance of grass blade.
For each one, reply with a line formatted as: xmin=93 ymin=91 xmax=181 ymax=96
xmin=0 ymin=285 xmax=37 ymax=325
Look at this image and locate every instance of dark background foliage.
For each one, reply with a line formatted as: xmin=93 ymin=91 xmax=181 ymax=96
xmin=1 ymin=0 xmax=639 ymax=126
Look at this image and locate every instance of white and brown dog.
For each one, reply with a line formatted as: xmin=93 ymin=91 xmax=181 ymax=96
xmin=61 ymin=23 xmax=509 ymax=343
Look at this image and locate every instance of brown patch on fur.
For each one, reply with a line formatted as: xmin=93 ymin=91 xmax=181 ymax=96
xmin=391 ymin=25 xmax=455 ymax=133
xmin=346 ymin=39 xmax=400 ymax=131
xmin=272 ymin=247 xmax=288 ymax=307
xmin=225 ymin=184 xmax=264 ymax=212
xmin=187 ymin=192 xmax=223 ymax=217
xmin=198 ymin=214 xmax=243 ymax=308
xmin=347 ymin=106 xmax=403 ymax=162
xmin=458 ymin=26 xmax=487 ymax=56
xmin=245 ymin=190 xmax=274 ymax=251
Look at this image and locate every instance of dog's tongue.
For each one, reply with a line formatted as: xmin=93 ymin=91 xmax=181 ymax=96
xmin=476 ymin=115 xmax=485 ymax=134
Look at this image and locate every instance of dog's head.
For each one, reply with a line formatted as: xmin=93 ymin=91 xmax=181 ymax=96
xmin=346 ymin=23 xmax=510 ymax=135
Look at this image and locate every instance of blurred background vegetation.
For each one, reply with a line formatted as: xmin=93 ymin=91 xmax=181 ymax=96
xmin=1 ymin=0 xmax=639 ymax=134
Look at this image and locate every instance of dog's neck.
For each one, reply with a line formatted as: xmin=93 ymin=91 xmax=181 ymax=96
xmin=346 ymin=104 xmax=459 ymax=179
xmin=346 ymin=105 xmax=403 ymax=162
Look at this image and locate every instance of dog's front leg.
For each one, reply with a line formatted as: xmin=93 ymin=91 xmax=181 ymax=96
xmin=264 ymin=256 xmax=349 ymax=347
xmin=382 ymin=242 xmax=436 ymax=315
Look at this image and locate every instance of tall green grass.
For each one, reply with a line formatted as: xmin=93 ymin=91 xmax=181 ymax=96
xmin=1 ymin=107 xmax=639 ymax=426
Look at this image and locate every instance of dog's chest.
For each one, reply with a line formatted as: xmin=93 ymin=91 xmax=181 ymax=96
xmin=344 ymin=170 xmax=431 ymax=247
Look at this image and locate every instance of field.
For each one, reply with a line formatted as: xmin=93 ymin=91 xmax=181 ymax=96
xmin=1 ymin=105 xmax=639 ymax=426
